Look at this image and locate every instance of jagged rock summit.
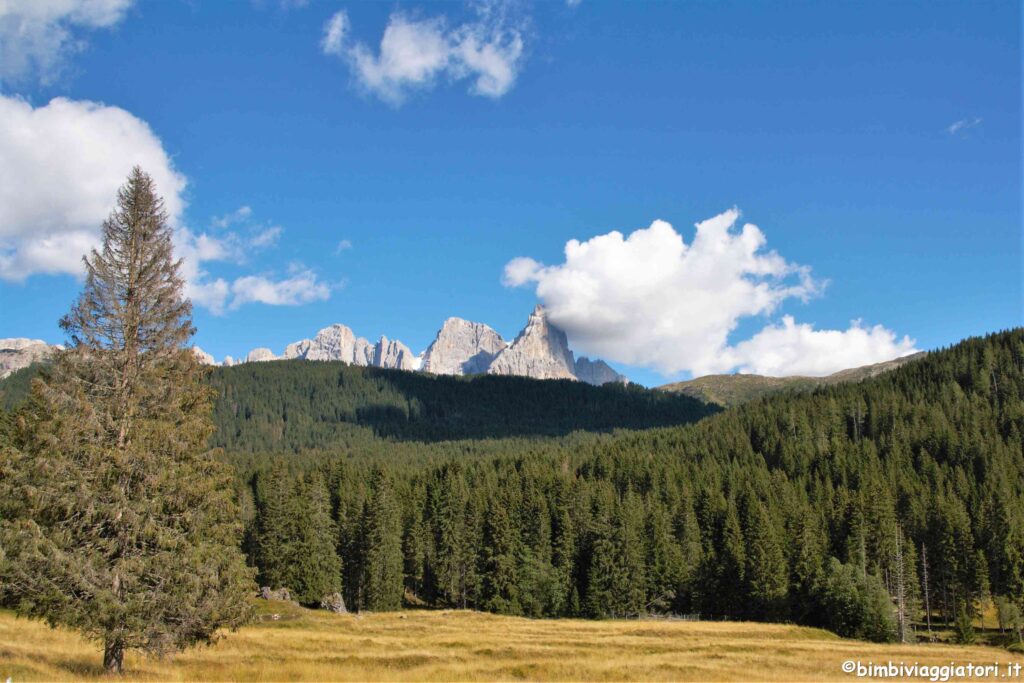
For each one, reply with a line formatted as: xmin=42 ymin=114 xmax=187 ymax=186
xmin=0 ymin=338 xmax=59 ymax=379
xmin=575 ymin=356 xmax=629 ymax=386
xmin=224 ymin=307 xmax=628 ymax=385
xmin=0 ymin=308 xmax=629 ymax=385
xmin=240 ymin=324 xmax=416 ymax=371
xmin=488 ymin=305 xmax=577 ymax=381
xmin=421 ymin=318 xmax=508 ymax=375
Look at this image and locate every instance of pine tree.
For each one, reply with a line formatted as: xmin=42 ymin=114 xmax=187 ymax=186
xmin=288 ymin=472 xmax=342 ymax=605
xmin=361 ymin=468 xmax=403 ymax=611
xmin=0 ymin=168 xmax=254 ymax=673
xmin=744 ymin=502 xmax=788 ymax=620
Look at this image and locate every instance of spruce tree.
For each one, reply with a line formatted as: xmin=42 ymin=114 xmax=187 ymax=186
xmin=0 ymin=168 xmax=254 ymax=673
xmin=361 ymin=468 xmax=403 ymax=611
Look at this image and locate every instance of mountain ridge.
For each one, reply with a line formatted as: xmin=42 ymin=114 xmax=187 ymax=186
xmin=657 ymin=351 xmax=928 ymax=407
xmin=215 ymin=305 xmax=629 ymax=386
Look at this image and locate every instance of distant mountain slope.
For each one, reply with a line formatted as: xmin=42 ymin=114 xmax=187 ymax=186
xmin=658 ymin=352 xmax=927 ymax=407
xmin=207 ymin=360 xmax=714 ymax=452
xmin=0 ymin=355 xmax=711 ymax=452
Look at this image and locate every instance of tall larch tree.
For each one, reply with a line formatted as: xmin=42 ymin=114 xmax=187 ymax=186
xmin=0 ymin=168 xmax=254 ymax=673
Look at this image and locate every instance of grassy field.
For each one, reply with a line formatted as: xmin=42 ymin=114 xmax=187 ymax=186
xmin=1 ymin=601 xmax=1021 ymax=682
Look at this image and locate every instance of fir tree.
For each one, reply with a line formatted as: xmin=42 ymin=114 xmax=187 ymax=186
xmin=361 ymin=468 xmax=404 ymax=611
xmin=0 ymin=168 xmax=253 ymax=673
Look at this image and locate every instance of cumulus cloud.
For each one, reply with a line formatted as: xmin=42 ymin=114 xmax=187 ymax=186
xmin=0 ymin=94 xmax=186 ymax=281
xmin=0 ymin=96 xmax=329 ymax=313
xmin=321 ymin=4 xmax=526 ymax=104
xmin=230 ymin=267 xmax=331 ymax=309
xmin=720 ymin=316 xmax=917 ymax=377
xmin=335 ymin=239 xmax=353 ymax=253
xmin=504 ymin=209 xmax=917 ymax=377
xmin=0 ymin=0 xmax=134 ymax=85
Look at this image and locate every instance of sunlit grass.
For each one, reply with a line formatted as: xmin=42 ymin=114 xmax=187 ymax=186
xmin=1 ymin=602 xmax=1021 ymax=681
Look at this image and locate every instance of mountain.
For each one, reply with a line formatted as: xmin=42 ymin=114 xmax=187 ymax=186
xmin=658 ymin=351 xmax=928 ymax=407
xmin=224 ymin=306 xmax=628 ymax=385
xmin=235 ymin=324 xmax=416 ymax=371
xmin=0 ymin=306 xmax=628 ymax=385
xmin=487 ymin=305 xmax=577 ymax=381
xmin=574 ymin=357 xmax=628 ymax=386
xmin=421 ymin=318 xmax=507 ymax=375
xmin=0 ymin=338 xmax=58 ymax=379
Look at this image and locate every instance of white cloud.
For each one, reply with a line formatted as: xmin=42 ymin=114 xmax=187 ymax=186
xmin=321 ymin=4 xmax=526 ymax=104
xmin=721 ymin=316 xmax=917 ymax=377
xmin=335 ymin=239 xmax=353 ymax=253
xmin=0 ymin=0 xmax=134 ymax=85
xmin=946 ymin=117 xmax=982 ymax=135
xmin=321 ymin=10 xmax=348 ymax=56
xmin=230 ymin=268 xmax=331 ymax=309
xmin=250 ymin=226 xmax=282 ymax=248
xmin=504 ymin=209 xmax=916 ymax=377
xmin=175 ymin=216 xmax=314 ymax=315
xmin=212 ymin=205 xmax=253 ymax=229
xmin=0 ymin=95 xmax=330 ymax=314
xmin=0 ymin=94 xmax=186 ymax=281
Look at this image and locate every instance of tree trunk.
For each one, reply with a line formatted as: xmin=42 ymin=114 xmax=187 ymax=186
xmin=103 ymin=639 xmax=124 ymax=675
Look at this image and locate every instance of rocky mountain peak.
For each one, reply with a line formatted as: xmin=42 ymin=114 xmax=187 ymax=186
xmin=421 ymin=317 xmax=507 ymax=375
xmin=575 ymin=357 xmax=628 ymax=385
xmin=374 ymin=335 xmax=416 ymax=371
xmin=0 ymin=338 xmax=59 ymax=379
xmin=487 ymin=305 xmax=577 ymax=381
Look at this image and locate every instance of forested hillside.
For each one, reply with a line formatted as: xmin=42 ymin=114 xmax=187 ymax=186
xmin=0 ymin=360 xmax=716 ymax=449
xmin=657 ymin=352 xmax=927 ymax=407
xmin=2 ymin=330 xmax=1021 ymax=645
xmin=231 ymin=329 xmax=1023 ymax=643
xmin=208 ymin=361 xmax=716 ymax=449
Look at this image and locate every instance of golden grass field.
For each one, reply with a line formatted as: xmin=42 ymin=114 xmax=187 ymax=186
xmin=1 ymin=601 xmax=1021 ymax=682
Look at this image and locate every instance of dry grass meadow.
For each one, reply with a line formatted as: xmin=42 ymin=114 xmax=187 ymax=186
xmin=1 ymin=601 xmax=1021 ymax=682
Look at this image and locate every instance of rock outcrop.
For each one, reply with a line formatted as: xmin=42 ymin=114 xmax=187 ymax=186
xmin=246 ymin=347 xmax=277 ymax=363
xmin=575 ymin=357 xmax=628 ymax=386
xmin=0 ymin=338 xmax=58 ymax=379
xmin=269 ymin=324 xmax=414 ymax=370
xmin=374 ymin=336 xmax=416 ymax=371
xmin=487 ymin=305 xmax=577 ymax=381
xmin=421 ymin=318 xmax=507 ymax=375
xmin=192 ymin=346 xmax=216 ymax=365
xmin=221 ymin=308 xmax=630 ymax=385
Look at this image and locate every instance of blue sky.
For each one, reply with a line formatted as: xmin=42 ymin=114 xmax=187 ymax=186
xmin=0 ymin=0 xmax=1019 ymax=386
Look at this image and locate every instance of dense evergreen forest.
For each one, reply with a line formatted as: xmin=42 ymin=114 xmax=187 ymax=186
xmin=208 ymin=361 xmax=718 ymax=448
xmin=232 ymin=329 xmax=1024 ymax=643
xmin=0 ymin=360 xmax=717 ymax=448
xmin=2 ymin=329 xmax=1022 ymax=644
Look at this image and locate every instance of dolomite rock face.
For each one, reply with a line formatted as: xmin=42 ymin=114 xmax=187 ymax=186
xmin=246 ymin=347 xmax=277 ymax=363
xmin=227 ymin=308 xmax=630 ymax=384
xmin=487 ymin=305 xmax=577 ymax=381
xmin=283 ymin=324 xmax=359 ymax=362
xmin=192 ymin=346 xmax=216 ymax=365
xmin=374 ymin=336 xmax=416 ymax=371
xmin=354 ymin=338 xmax=375 ymax=367
xmin=421 ymin=318 xmax=507 ymax=375
xmin=276 ymin=324 xmax=414 ymax=370
xmin=575 ymin=357 xmax=628 ymax=386
xmin=0 ymin=338 xmax=58 ymax=378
